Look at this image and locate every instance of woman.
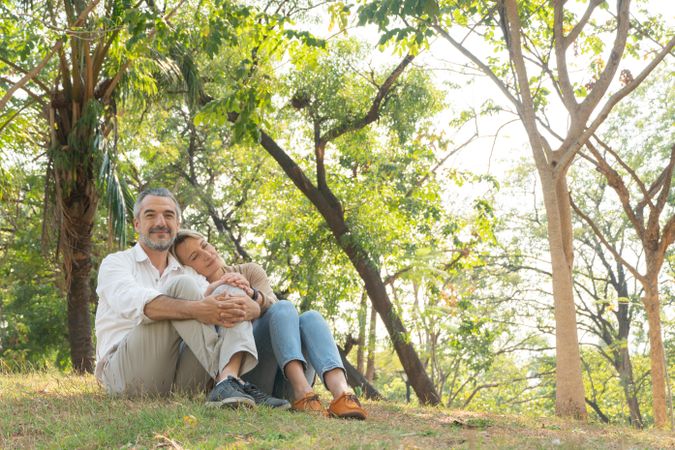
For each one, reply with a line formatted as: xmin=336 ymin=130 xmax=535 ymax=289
xmin=171 ymin=229 xmax=367 ymax=419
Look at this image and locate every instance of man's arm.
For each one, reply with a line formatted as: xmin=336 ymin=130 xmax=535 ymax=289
xmin=144 ymin=294 xmax=247 ymax=326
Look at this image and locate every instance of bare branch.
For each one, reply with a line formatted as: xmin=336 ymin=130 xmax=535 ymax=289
xmin=404 ymin=132 xmax=477 ymax=198
xmin=569 ymin=194 xmax=645 ymax=284
xmin=584 ymin=141 xmax=646 ymax=236
xmin=0 ymin=57 xmax=51 ymax=94
xmin=592 ymin=135 xmax=650 ymax=205
xmin=650 ymin=144 xmax=675 ymax=228
xmin=558 ymin=35 xmax=675 ymax=172
xmin=431 ymin=22 xmax=521 ymax=112
xmin=501 ymin=0 xmax=551 ymax=170
xmin=579 ymin=0 xmax=631 ymax=116
xmin=660 ymin=215 xmax=675 ymax=254
xmin=553 ymin=1 xmax=577 ymax=110
xmin=564 ymin=0 xmax=605 ymax=49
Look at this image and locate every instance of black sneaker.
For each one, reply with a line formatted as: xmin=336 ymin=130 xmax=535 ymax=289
xmin=206 ymin=376 xmax=255 ymax=408
xmin=239 ymin=380 xmax=291 ymax=409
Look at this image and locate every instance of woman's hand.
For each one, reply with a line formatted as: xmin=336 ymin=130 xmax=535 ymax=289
xmin=204 ymin=279 xmax=228 ymax=296
xmin=218 ymin=272 xmax=254 ymax=298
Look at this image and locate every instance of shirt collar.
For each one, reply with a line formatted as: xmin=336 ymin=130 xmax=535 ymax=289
xmin=132 ymin=243 xmax=149 ymax=262
xmin=132 ymin=242 xmax=183 ymax=273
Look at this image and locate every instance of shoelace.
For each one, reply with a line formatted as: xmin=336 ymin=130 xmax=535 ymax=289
xmin=240 ymin=382 xmax=269 ymax=401
xmin=343 ymin=393 xmax=362 ymax=406
xmin=302 ymin=394 xmax=321 ymax=404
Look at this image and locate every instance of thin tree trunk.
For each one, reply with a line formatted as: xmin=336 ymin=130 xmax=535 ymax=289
xmin=585 ymin=398 xmax=610 ymax=423
xmin=357 ymin=290 xmax=367 ymax=374
xmin=366 ymin=304 xmax=377 ymax=382
xmin=643 ymin=287 xmax=667 ymax=428
xmin=616 ymin=344 xmax=643 ymax=427
xmin=540 ymin=172 xmax=588 ymax=419
xmin=338 ymin=347 xmax=383 ymax=400
xmin=613 ymin=295 xmax=643 ymax=428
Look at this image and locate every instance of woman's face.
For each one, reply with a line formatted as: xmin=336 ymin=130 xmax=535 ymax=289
xmin=175 ymin=237 xmax=222 ymax=280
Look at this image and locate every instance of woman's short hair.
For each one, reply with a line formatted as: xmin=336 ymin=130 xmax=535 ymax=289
xmin=170 ymin=229 xmax=207 ymax=264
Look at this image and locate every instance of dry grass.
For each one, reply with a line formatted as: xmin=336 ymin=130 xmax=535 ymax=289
xmin=1 ymin=371 xmax=672 ymax=449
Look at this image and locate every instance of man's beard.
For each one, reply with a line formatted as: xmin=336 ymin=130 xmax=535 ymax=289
xmin=139 ymin=227 xmax=175 ymax=251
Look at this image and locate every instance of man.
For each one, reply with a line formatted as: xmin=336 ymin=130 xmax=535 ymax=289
xmin=95 ymin=187 xmax=289 ymax=409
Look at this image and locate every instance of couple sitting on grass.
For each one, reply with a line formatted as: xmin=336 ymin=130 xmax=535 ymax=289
xmin=94 ymin=187 xmax=366 ymax=420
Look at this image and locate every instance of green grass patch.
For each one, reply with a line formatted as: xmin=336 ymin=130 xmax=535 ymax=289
xmin=1 ymin=371 xmax=672 ymax=449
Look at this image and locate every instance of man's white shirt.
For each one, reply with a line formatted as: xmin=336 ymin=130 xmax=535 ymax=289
xmin=95 ymin=243 xmax=208 ymax=362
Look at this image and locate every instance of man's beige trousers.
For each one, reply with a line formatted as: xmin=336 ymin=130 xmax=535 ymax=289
xmin=97 ymin=275 xmax=257 ymax=396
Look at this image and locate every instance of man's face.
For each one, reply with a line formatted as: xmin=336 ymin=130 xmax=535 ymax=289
xmin=134 ymin=195 xmax=180 ymax=252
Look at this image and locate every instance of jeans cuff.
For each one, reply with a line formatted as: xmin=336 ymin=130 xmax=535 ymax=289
xmin=319 ymin=364 xmax=346 ymax=389
xmin=280 ymin=357 xmax=308 ymax=379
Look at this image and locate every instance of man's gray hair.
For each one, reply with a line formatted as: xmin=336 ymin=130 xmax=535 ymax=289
xmin=133 ymin=187 xmax=182 ymax=219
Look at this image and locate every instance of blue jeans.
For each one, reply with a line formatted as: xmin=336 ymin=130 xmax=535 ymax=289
xmin=241 ymin=300 xmax=345 ymax=401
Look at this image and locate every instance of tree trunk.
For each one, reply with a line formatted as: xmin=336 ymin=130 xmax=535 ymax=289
xmin=616 ymin=344 xmax=643 ymax=427
xmin=338 ymin=237 xmax=439 ymax=404
xmin=338 ymin=347 xmax=383 ymax=400
xmin=357 ymin=290 xmax=367 ymax=373
xmin=539 ymin=171 xmax=588 ymax=419
xmin=259 ymin=131 xmax=440 ymax=404
xmin=59 ymin=172 xmax=98 ymax=373
xmin=366 ymin=304 xmax=377 ymax=382
xmin=612 ymin=296 xmax=643 ymax=428
xmin=50 ymin=98 xmax=100 ymax=374
xmin=643 ymin=287 xmax=667 ymax=428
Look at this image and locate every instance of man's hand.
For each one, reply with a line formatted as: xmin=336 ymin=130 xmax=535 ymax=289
xmin=216 ymin=293 xmax=261 ymax=326
xmin=193 ymin=294 xmax=241 ymax=326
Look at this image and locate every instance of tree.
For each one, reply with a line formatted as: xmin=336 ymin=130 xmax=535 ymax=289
xmin=570 ymin=70 xmax=674 ymax=427
xmin=0 ymin=0 xmax=187 ymax=372
xmin=358 ymin=0 xmax=674 ymax=419
xmin=250 ymin=48 xmax=445 ymax=404
xmin=0 ymin=0 xmax=253 ymax=372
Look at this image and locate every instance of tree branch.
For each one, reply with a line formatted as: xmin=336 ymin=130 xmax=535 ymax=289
xmin=591 ymin=135 xmax=650 ymax=205
xmin=569 ymin=194 xmax=645 ymax=284
xmin=564 ymin=0 xmax=605 ymax=49
xmin=557 ymin=35 xmax=675 ymax=173
xmin=0 ymin=0 xmax=101 ymax=111
xmin=579 ymin=0 xmax=631 ymax=116
xmin=583 ymin=141 xmax=644 ymax=235
xmin=432 ymin=22 xmax=521 ymax=114
xmin=318 ymin=53 xmax=415 ymax=145
xmin=553 ymin=1 xmax=578 ymax=110
xmin=0 ymin=57 xmax=51 ymax=94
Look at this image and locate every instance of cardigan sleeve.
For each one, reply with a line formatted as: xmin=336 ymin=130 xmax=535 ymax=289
xmin=224 ymin=262 xmax=278 ymax=313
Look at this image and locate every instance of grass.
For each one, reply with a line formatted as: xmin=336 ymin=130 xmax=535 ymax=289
xmin=1 ymin=371 xmax=673 ymax=449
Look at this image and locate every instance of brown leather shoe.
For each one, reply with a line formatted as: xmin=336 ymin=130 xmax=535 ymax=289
xmin=328 ymin=392 xmax=367 ymax=420
xmin=292 ymin=391 xmax=326 ymax=414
